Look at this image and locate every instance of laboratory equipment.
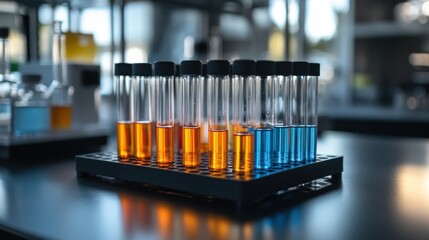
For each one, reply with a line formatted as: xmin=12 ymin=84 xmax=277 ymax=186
xmin=306 ymin=63 xmax=320 ymax=161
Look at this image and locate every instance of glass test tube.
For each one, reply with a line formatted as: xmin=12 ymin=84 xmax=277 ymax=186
xmin=115 ymin=63 xmax=133 ymax=159
xmin=273 ymin=61 xmax=292 ymax=163
xmin=200 ymin=64 xmax=209 ymax=153
xmin=0 ymin=28 xmax=9 ymax=82
xmin=231 ymin=60 xmax=255 ymax=172
xmin=253 ymin=61 xmax=275 ymax=169
xmin=174 ymin=64 xmax=183 ymax=153
xmin=50 ymin=21 xmax=73 ymax=129
xmin=290 ymin=61 xmax=308 ymax=163
xmin=0 ymin=27 xmax=13 ymax=134
xmin=132 ymin=63 xmax=153 ymax=160
xmin=207 ymin=60 xmax=230 ymax=170
xmin=155 ymin=61 xmax=175 ymax=164
xmin=180 ymin=60 xmax=202 ymax=167
xmin=306 ymin=63 xmax=320 ymax=161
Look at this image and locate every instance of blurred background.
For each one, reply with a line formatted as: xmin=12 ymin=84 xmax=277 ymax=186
xmin=1 ymin=0 xmax=429 ymax=137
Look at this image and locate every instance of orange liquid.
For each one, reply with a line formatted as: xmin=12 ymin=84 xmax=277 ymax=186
xmin=174 ymin=124 xmax=183 ymax=152
xmin=156 ymin=126 xmax=174 ymax=163
xmin=208 ymin=129 xmax=228 ymax=170
xmin=117 ymin=122 xmax=132 ymax=159
xmin=134 ymin=121 xmax=152 ymax=159
xmin=233 ymin=132 xmax=254 ymax=172
xmin=51 ymin=105 xmax=72 ymax=129
xmin=201 ymin=122 xmax=209 ymax=153
xmin=182 ymin=126 xmax=201 ymax=167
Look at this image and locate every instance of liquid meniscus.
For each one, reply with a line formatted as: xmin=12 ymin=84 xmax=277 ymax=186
xmin=157 ymin=125 xmax=174 ymax=163
xmin=182 ymin=126 xmax=201 ymax=167
xmin=306 ymin=125 xmax=317 ymax=161
xmin=273 ymin=126 xmax=290 ymax=164
xmin=233 ymin=132 xmax=254 ymax=172
xmin=290 ymin=125 xmax=305 ymax=163
xmin=117 ymin=121 xmax=132 ymax=159
xmin=254 ymin=127 xmax=273 ymax=169
xmin=134 ymin=121 xmax=153 ymax=159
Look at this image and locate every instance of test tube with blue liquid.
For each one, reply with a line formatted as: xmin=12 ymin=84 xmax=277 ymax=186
xmin=305 ymin=63 xmax=319 ymax=161
xmin=253 ymin=60 xmax=275 ymax=169
xmin=290 ymin=61 xmax=308 ymax=163
xmin=273 ymin=61 xmax=292 ymax=164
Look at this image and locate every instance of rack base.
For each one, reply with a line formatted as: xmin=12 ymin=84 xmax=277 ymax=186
xmin=76 ymin=152 xmax=343 ymax=209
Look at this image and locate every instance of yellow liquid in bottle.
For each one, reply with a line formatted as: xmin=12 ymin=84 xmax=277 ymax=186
xmin=182 ymin=126 xmax=201 ymax=167
xmin=134 ymin=121 xmax=153 ymax=159
xmin=51 ymin=105 xmax=72 ymax=129
xmin=208 ymin=129 xmax=228 ymax=170
xmin=156 ymin=126 xmax=174 ymax=163
xmin=117 ymin=122 xmax=132 ymax=159
xmin=233 ymin=132 xmax=254 ymax=172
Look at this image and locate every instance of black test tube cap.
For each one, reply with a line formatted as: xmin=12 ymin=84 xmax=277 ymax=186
xmin=256 ymin=60 xmax=275 ymax=76
xmin=132 ymin=63 xmax=152 ymax=77
xmin=207 ymin=60 xmax=230 ymax=76
xmin=180 ymin=60 xmax=202 ymax=75
xmin=154 ymin=61 xmax=175 ymax=76
xmin=309 ymin=63 xmax=320 ymax=76
xmin=232 ymin=59 xmax=255 ymax=76
xmin=114 ymin=63 xmax=132 ymax=76
xmin=202 ymin=63 xmax=207 ymax=77
xmin=175 ymin=64 xmax=181 ymax=77
xmin=275 ymin=61 xmax=293 ymax=76
xmin=292 ymin=61 xmax=309 ymax=76
xmin=0 ymin=28 xmax=9 ymax=38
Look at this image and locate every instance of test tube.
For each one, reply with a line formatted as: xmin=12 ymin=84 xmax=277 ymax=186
xmin=154 ymin=61 xmax=175 ymax=164
xmin=254 ymin=60 xmax=275 ymax=169
xmin=305 ymin=63 xmax=320 ymax=161
xmin=115 ymin=63 xmax=133 ymax=159
xmin=132 ymin=63 xmax=153 ymax=160
xmin=180 ymin=60 xmax=202 ymax=167
xmin=174 ymin=64 xmax=183 ymax=153
xmin=200 ymin=64 xmax=209 ymax=153
xmin=290 ymin=61 xmax=308 ymax=163
xmin=273 ymin=61 xmax=292 ymax=163
xmin=231 ymin=60 xmax=255 ymax=172
xmin=207 ymin=60 xmax=230 ymax=170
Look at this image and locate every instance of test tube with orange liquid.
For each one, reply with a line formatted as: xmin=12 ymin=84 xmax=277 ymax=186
xmin=154 ymin=61 xmax=175 ymax=164
xmin=115 ymin=63 xmax=133 ymax=159
xmin=132 ymin=63 xmax=154 ymax=160
xmin=50 ymin=21 xmax=73 ymax=129
xmin=231 ymin=60 xmax=256 ymax=172
xmin=174 ymin=65 xmax=183 ymax=153
xmin=207 ymin=60 xmax=230 ymax=170
xmin=180 ymin=60 xmax=202 ymax=168
xmin=200 ymin=64 xmax=209 ymax=153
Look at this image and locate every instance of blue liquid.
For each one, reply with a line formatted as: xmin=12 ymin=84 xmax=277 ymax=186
xmin=254 ymin=128 xmax=272 ymax=169
xmin=290 ymin=125 xmax=305 ymax=163
xmin=306 ymin=125 xmax=317 ymax=161
xmin=272 ymin=126 xmax=289 ymax=163
xmin=13 ymin=106 xmax=50 ymax=135
xmin=0 ymin=101 xmax=11 ymax=133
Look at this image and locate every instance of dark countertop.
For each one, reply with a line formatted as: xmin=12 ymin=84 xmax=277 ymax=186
xmin=1 ymin=132 xmax=429 ymax=240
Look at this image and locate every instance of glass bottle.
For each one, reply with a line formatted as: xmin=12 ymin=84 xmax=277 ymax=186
xmin=49 ymin=21 xmax=74 ymax=129
xmin=12 ymin=74 xmax=50 ymax=135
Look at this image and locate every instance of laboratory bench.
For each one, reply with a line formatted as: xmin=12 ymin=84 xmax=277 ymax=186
xmin=0 ymin=131 xmax=428 ymax=240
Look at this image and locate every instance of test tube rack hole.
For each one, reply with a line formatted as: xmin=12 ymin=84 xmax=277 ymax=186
xmin=76 ymin=152 xmax=343 ymax=208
